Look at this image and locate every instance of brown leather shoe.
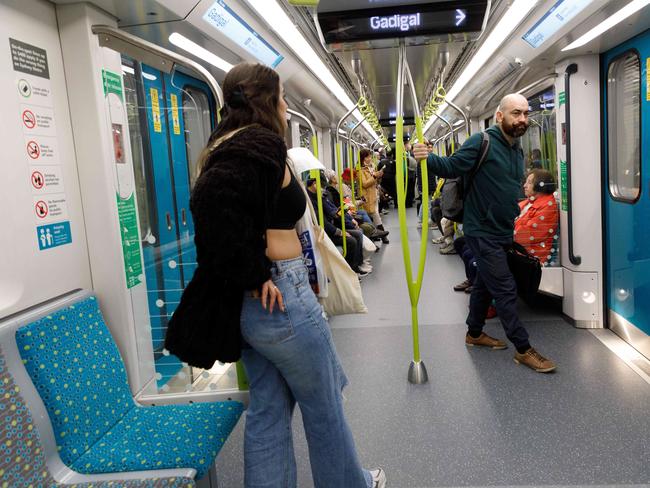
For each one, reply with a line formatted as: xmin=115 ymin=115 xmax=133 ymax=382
xmin=514 ymin=347 xmax=556 ymax=373
xmin=465 ymin=333 xmax=507 ymax=350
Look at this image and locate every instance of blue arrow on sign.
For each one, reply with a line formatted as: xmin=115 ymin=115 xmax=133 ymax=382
xmin=455 ymin=9 xmax=466 ymax=26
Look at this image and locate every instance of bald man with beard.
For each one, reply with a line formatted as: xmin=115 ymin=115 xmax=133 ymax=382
xmin=413 ymin=94 xmax=556 ymax=373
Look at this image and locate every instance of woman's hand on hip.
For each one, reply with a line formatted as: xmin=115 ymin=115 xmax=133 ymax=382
xmin=256 ymin=279 xmax=285 ymax=314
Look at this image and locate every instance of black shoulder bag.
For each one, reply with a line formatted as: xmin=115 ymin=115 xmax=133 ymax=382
xmin=507 ymin=241 xmax=542 ymax=297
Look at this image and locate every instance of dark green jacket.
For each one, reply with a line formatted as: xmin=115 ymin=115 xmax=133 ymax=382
xmin=426 ymin=125 xmax=525 ymax=238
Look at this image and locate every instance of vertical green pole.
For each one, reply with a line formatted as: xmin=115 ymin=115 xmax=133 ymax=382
xmin=394 ymin=116 xmax=420 ymax=362
xmin=336 ymin=141 xmax=347 ymax=256
xmin=310 ymin=134 xmax=324 ymax=227
xmin=350 ymin=147 xmax=356 ymax=199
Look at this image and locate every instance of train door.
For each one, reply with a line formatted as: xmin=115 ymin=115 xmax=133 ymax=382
xmin=122 ymin=59 xmax=215 ymax=388
xmin=602 ymin=30 xmax=650 ymax=358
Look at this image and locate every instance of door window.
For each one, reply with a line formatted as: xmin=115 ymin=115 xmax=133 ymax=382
xmin=607 ymin=51 xmax=641 ymax=202
xmin=182 ymin=87 xmax=212 ymax=187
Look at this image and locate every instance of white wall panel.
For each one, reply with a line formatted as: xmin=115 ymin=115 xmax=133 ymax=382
xmin=0 ymin=0 xmax=91 ymax=319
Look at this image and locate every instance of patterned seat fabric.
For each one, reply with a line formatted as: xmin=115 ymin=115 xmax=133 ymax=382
xmin=15 ymin=296 xmax=243 ymax=480
xmin=0 ymin=348 xmax=195 ymax=487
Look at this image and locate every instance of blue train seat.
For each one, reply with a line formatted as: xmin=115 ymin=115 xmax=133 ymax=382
xmin=0 ymin=345 xmax=196 ymax=487
xmin=11 ymin=292 xmax=243 ymax=480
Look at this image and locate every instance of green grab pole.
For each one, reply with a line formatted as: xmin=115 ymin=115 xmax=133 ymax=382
xmin=414 ymin=116 xmax=429 ymax=300
xmin=394 ymin=116 xmax=420 ymax=363
xmin=349 ymin=145 xmax=356 ymax=200
xmin=355 ymin=147 xmax=362 ymax=205
xmin=336 ymin=141 xmax=347 ymax=256
xmin=311 ymin=135 xmax=324 ymax=227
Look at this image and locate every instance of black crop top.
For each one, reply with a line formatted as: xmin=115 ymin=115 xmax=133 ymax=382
xmin=268 ymin=172 xmax=306 ymax=229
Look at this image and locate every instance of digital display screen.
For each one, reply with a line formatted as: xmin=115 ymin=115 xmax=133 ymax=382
xmin=203 ymin=0 xmax=284 ymax=68
xmin=522 ymin=0 xmax=593 ymax=49
xmin=318 ymin=1 xmax=487 ymax=44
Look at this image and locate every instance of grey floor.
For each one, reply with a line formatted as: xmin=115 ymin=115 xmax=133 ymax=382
xmin=216 ymin=208 xmax=650 ymax=487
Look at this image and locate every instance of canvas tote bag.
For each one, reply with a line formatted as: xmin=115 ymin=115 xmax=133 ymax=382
xmin=286 ymin=156 xmax=367 ymax=316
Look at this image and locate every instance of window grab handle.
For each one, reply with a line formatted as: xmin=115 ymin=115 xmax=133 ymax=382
xmin=166 ymin=212 xmax=172 ymax=231
xmin=564 ymin=63 xmax=581 ymax=266
xmin=181 ymin=208 xmax=187 ymax=226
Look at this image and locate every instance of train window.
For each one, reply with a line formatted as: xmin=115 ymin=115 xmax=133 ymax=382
xmin=483 ymin=116 xmax=493 ymax=130
xmin=607 ymin=51 xmax=641 ymax=203
xmin=122 ymin=67 xmax=153 ymax=242
xmin=182 ymin=87 xmax=212 ymax=187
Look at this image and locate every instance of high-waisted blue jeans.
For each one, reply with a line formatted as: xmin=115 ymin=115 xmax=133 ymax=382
xmin=240 ymin=257 xmax=371 ymax=488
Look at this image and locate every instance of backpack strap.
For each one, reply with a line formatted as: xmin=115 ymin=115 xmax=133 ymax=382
xmin=464 ymin=131 xmax=490 ymax=195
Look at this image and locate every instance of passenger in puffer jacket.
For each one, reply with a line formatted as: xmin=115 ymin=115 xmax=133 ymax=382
xmin=514 ymin=169 xmax=559 ymax=265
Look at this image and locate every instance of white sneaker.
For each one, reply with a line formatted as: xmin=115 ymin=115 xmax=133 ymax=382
xmin=363 ymin=257 xmax=372 ymax=266
xmin=358 ymin=263 xmax=373 ymax=273
xmin=370 ymin=467 xmax=386 ymax=488
xmin=416 ymin=222 xmax=423 ymax=229
xmin=431 ymin=235 xmax=445 ymax=244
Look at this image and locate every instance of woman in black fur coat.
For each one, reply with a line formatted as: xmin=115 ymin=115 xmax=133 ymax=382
xmin=164 ymin=63 xmax=385 ymax=488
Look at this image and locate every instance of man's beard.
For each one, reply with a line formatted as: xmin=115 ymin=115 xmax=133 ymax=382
xmin=502 ymin=120 xmax=529 ymax=138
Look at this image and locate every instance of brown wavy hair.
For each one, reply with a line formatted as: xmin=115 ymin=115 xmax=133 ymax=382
xmin=198 ymin=63 xmax=285 ymax=174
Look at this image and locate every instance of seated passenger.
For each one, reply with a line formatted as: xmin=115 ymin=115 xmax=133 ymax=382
xmin=514 ymin=169 xmax=558 ymax=265
xmin=306 ymin=178 xmax=371 ymax=276
xmin=328 ymin=172 xmax=372 ymax=225
xmin=326 ymin=172 xmax=387 ymax=241
xmin=527 ymin=148 xmax=544 ymax=169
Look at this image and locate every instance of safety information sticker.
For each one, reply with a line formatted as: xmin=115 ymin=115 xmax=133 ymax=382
xmin=102 ymin=69 xmax=123 ymax=100
xmin=36 ymin=221 xmax=72 ymax=251
xmin=116 ymin=193 xmax=143 ymax=288
xmin=33 ymin=194 xmax=69 ymax=223
xmin=23 ymin=135 xmax=59 ymax=164
xmin=170 ymin=93 xmax=181 ymax=135
xmin=20 ymin=105 xmax=56 ymax=136
xmin=10 ymin=38 xmax=71 ymax=250
xmin=150 ymin=87 xmax=162 ymax=132
xmin=30 ymin=166 xmax=65 ymax=195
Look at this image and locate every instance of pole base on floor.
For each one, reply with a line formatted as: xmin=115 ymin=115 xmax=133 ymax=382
xmin=408 ymin=360 xmax=428 ymax=384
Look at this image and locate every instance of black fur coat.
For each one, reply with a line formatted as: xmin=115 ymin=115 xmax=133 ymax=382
xmin=164 ymin=126 xmax=286 ymax=368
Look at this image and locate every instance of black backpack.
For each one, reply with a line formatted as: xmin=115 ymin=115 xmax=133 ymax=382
xmin=440 ymin=132 xmax=490 ymax=223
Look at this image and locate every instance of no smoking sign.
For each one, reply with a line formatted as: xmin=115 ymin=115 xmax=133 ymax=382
xmin=22 ymin=109 xmax=36 ymax=129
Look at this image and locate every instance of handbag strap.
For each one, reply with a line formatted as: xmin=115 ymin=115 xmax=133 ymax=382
xmin=209 ymin=125 xmax=253 ymax=151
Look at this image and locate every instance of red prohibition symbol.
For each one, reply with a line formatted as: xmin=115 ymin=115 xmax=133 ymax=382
xmin=22 ymin=110 xmax=36 ymax=129
xmin=27 ymin=140 xmax=40 ymax=159
xmin=35 ymin=200 xmax=48 ymax=218
xmin=31 ymin=171 xmax=44 ymax=189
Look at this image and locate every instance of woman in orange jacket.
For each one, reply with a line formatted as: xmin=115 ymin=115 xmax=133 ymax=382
xmin=514 ymin=169 xmax=559 ymax=265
